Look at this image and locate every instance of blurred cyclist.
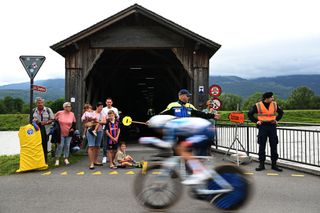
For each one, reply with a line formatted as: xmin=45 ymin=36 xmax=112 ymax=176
xmin=142 ymin=115 xmax=214 ymax=185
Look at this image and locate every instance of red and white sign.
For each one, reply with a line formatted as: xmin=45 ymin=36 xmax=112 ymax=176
xmin=209 ymin=84 xmax=222 ymax=97
xmin=32 ymin=85 xmax=47 ymax=93
xmin=212 ymin=98 xmax=222 ymax=110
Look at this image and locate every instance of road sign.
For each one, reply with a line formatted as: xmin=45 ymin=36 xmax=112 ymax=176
xmin=19 ymin=56 xmax=46 ymax=79
xmin=199 ymin=86 xmax=204 ymax=93
xmin=32 ymin=85 xmax=47 ymax=93
xmin=209 ymin=84 xmax=222 ymax=97
xmin=212 ymin=98 xmax=222 ymax=110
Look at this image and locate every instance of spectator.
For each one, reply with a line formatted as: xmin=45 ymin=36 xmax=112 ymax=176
xmin=114 ymin=142 xmax=136 ymax=168
xmin=54 ymin=102 xmax=76 ymax=166
xmin=82 ymin=103 xmax=105 ymax=169
xmin=101 ymin=98 xmax=119 ymax=164
xmin=105 ymin=110 xmax=120 ymax=169
xmin=201 ymin=100 xmax=218 ymax=155
xmin=70 ymin=130 xmax=83 ymax=154
xmin=32 ymin=97 xmax=54 ymax=163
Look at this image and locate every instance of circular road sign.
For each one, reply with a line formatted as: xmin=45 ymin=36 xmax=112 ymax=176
xmin=209 ymin=84 xmax=222 ymax=97
xmin=212 ymin=98 xmax=222 ymax=110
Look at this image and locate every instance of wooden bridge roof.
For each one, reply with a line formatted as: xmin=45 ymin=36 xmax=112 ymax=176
xmin=50 ymin=4 xmax=221 ymax=56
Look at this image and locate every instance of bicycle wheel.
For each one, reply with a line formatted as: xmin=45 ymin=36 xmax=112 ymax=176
xmin=133 ymin=164 xmax=183 ymax=211
xmin=207 ymin=165 xmax=252 ymax=211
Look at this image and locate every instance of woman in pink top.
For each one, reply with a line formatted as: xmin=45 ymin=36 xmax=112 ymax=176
xmin=54 ymin=102 xmax=76 ymax=166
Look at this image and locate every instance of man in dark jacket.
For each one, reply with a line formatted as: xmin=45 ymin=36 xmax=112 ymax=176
xmin=248 ymin=92 xmax=284 ymax=172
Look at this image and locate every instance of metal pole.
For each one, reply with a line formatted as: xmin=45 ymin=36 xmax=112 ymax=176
xmin=29 ymin=78 xmax=34 ymax=123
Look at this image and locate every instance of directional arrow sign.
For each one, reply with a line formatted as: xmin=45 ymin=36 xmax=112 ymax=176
xmin=32 ymin=85 xmax=47 ymax=93
xmin=19 ymin=55 xmax=45 ymax=79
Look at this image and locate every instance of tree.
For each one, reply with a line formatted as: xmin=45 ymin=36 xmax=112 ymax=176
xmin=219 ymin=93 xmax=242 ymax=111
xmin=243 ymin=92 xmax=263 ymax=111
xmin=47 ymin=98 xmax=64 ymax=113
xmin=286 ymin=86 xmax=316 ymax=109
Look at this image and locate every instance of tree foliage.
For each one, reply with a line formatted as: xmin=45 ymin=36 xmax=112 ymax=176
xmin=285 ymin=86 xmax=320 ymax=109
xmin=219 ymin=93 xmax=242 ymax=111
xmin=242 ymin=92 xmax=263 ymax=111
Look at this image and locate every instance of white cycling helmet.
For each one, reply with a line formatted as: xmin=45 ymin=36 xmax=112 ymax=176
xmin=147 ymin=115 xmax=176 ymax=128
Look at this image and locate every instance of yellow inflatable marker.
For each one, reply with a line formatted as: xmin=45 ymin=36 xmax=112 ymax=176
xmin=122 ymin=116 xmax=146 ymax=126
xmin=16 ymin=124 xmax=48 ymax=173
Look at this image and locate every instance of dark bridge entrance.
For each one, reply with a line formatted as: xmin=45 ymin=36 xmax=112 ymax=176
xmin=51 ymin=4 xmax=221 ymax=129
xmin=86 ymin=49 xmax=189 ymax=122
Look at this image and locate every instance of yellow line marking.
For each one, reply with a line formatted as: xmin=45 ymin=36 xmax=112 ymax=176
xmin=77 ymin=171 xmax=85 ymax=175
xmin=92 ymin=171 xmax=102 ymax=175
xmin=60 ymin=171 xmax=68 ymax=176
xmin=125 ymin=171 xmax=135 ymax=175
xmin=267 ymin=173 xmax=279 ymax=176
xmin=109 ymin=171 xmax=118 ymax=175
xmin=41 ymin=171 xmax=51 ymax=176
xmin=152 ymin=171 xmax=161 ymax=175
xmin=142 ymin=161 xmax=148 ymax=174
xmin=244 ymin=172 xmax=254 ymax=175
xmin=291 ymin=174 xmax=304 ymax=177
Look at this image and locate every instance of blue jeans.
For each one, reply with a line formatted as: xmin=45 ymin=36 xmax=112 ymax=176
xmin=86 ymin=130 xmax=103 ymax=147
xmin=55 ymin=136 xmax=72 ymax=158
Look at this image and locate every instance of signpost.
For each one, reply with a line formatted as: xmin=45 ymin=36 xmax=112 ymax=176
xmin=19 ymin=56 xmax=46 ymax=122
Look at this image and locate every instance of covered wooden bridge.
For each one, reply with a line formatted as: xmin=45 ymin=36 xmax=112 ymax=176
xmin=51 ymin=4 xmax=221 ymax=126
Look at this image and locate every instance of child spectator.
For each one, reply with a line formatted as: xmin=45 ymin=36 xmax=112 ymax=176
xmin=105 ymin=110 xmax=120 ymax=169
xmin=81 ymin=104 xmax=99 ymax=136
xmin=114 ymin=142 xmax=136 ymax=168
xmin=70 ymin=130 xmax=83 ymax=153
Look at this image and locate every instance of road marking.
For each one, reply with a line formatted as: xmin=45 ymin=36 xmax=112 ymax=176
xmin=152 ymin=171 xmax=161 ymax=175
xmin=267 ymin=173 xmax=279 ymax=176
xmin=92 ymin=171 xmax=102 ymax=175
xmin=60 ymin=171 xmax=68 ymax=176
xmin=291 ymin=174 xmax=304 ymax=177
xmin=125 ymin=171 xmax=135 ymax=175
xmin=77 ymin=171 xmax=85 ymax=175
xmin=41 ymin=171 xmax=51 ymax=176
xmin=244 ymin=172 xmax=254 ymax=175
xmin=109 ymin=171 xmax=118 ymax=175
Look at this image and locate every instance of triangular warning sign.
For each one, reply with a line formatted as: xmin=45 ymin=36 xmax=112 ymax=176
xmin=19 ymin=55 xmax=45 ymax=79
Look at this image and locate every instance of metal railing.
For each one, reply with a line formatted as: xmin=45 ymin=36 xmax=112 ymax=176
xmin=215 ymin=121 xmax=320 ymax=167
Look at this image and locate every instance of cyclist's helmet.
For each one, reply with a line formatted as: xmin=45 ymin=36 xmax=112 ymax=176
xmin=147 ymin=115 xmax=176 ymax=128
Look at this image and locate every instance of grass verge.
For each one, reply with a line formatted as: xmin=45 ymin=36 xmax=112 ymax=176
xmin=0 ymin=150 xmax=85 ymax=176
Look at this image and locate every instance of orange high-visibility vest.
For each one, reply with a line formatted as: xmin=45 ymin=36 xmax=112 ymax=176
xmin=256 ymin=101 xmax=277 ymax=122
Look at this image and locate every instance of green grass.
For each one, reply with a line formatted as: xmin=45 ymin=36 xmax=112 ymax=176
xmin=0 ymin=151 xmax=85 ymax=176
xmin=0 ymin=114 xmax=29 ymax=130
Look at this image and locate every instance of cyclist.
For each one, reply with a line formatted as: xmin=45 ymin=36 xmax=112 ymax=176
xmin=142 ymin=115 xmax=214 ymax=185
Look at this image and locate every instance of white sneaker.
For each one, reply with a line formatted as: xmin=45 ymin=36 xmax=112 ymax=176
xmin=182 ymin=171 xmax=211 ymax=185
xmin=102 ymin=157 xmax=107 ymax=164
xmin=55 ymin=160 xmax=59 ymax=166
xmin=64 ymin=159 xmax=70 ymax=165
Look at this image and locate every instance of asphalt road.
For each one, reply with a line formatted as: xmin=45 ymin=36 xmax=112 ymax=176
xmin=1 ymin=147 xmax=320 ymax=213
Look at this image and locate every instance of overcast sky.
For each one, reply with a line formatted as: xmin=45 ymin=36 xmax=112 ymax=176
xmin=0 ymin=0 xmax=319 ymax=85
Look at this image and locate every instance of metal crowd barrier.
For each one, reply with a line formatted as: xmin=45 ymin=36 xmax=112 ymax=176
xmin=215 ymin=121 xmax=320 ymax=167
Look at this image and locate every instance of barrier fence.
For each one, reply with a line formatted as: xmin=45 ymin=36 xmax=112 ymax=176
xmin=215 ymin=122 xmax=320 ymax=167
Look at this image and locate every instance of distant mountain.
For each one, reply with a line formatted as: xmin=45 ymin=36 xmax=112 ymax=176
xmin=209 ymin=74 xmax=320 ymax=99
xmin=0 ymin=75 xmax=319 ymax=102
xmin=0 ymin=79 xmax=64 ymax=102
